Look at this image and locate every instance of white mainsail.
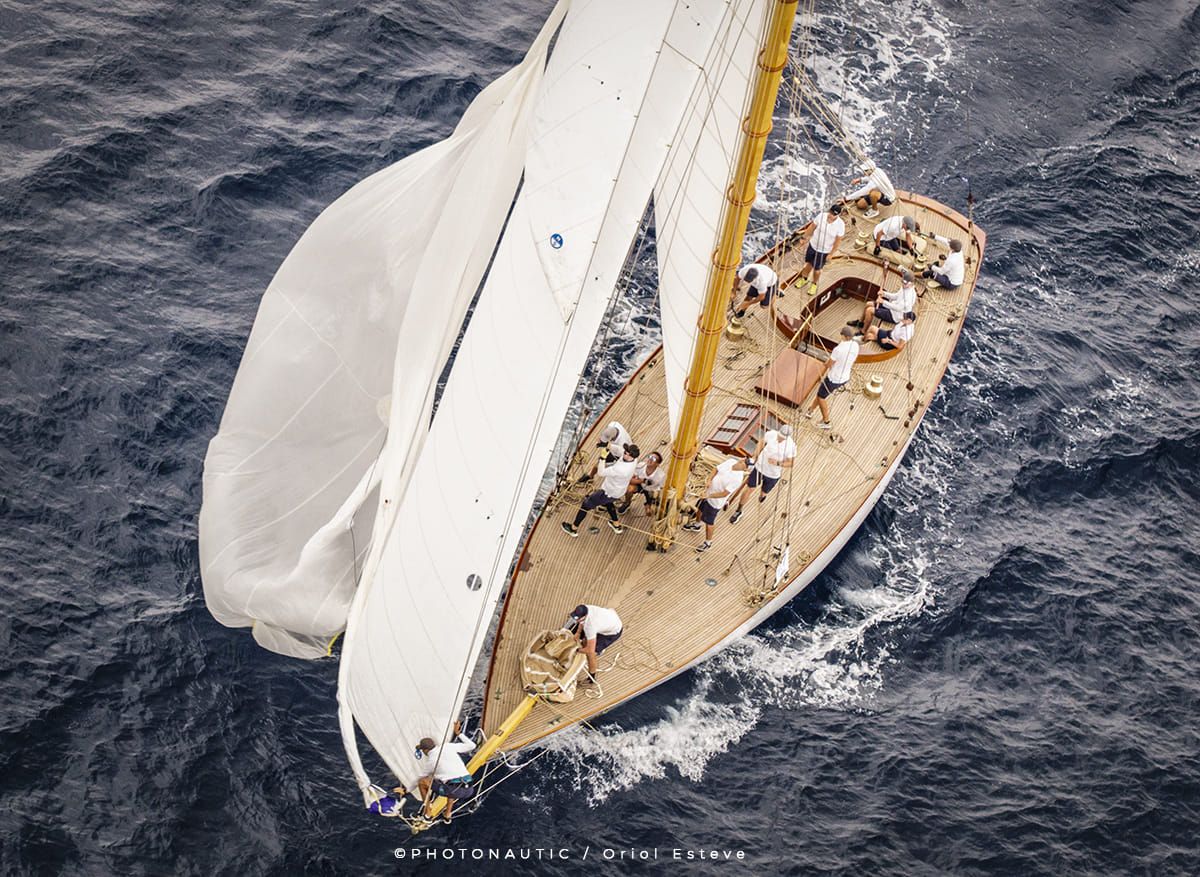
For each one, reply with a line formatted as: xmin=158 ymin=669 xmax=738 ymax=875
xmin=198 ymin=2 xmax=566 ymax=658
xmin=655 ymin=0 xmax=773 ymax=436
xmin=337 ymin=0 xmax=771 ymax=796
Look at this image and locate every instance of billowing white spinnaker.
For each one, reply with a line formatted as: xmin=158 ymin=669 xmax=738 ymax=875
xmin=198 ymin=1 xmax=566 ymax=658
xmin=338 ymin=0 xmax=775 ymax=797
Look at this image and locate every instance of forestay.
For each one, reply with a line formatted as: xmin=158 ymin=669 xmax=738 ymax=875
xmin=338 ymin=0 xmax=761 ymax=797
xmin=656 ymin=0 xmax=772 ymax=436
xmin=197 ymin=1 xmax=565 ymax=658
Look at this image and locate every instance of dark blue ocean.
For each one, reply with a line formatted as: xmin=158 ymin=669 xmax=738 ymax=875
xmin=2 ymin=1 xmax=1199 ymax=874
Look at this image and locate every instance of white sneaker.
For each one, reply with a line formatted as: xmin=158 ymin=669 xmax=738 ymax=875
xmin=696 ymin=540 xmax=712 ymax=553
xmin=682 ymin=521 xmax=702 ymax=532
xmin=817 ymin=421 xmax=832 ymax=430
xmin=864 ymin=208 xmax=879 ymax=218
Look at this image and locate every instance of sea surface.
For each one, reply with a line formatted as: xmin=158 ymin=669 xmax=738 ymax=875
xmin=2 ymin=1 xmax=1199 ymax=874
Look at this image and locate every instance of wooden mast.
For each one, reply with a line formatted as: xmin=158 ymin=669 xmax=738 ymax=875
xmin=656 ymin=0 xmax=801 ymax=542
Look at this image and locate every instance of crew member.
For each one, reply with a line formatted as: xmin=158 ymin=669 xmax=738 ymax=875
xmin=805 ymin=326 xmax=860 ymax=430
xmin=682 ymin=457 xmax=748 ymax=552
xmin=583 ymin=421 xmax=632 ymax=481
xmin=923 ymin=236 xmax=965 ymax=289
xmin=563 ymin=443 xmax=640 ymax=536
xmin=873 ymin=215 xmax=919 ymax=256
xmin=860 ymin=269 xmax=918 ymax=328
xmin=568 ymin=603 xmax=623 ymax=684
xmin=864 ymin=312 xmax=916 ymax=351
xmin=732 ymin=263 xmax=780 ymax=318
xmin=618 ymin=450 xmax=665 ymax=514
xmin=415 ymin=721 xmax=477 ymax=823
xmin=795 ymin=205 xmax=846 ymax=295
xmin=844 ymin=161 xmax=896 ymax=217
xmin=730 ymin=425 xmax=797 ymax=523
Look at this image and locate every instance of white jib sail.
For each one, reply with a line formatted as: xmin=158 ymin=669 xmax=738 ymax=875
xmin=655 ymin=0 xmax=773 ymax=437
xmin=198 ymin=2 xmax=565 ymax=659
xmin=338 ymin=0 xmax=750 ymax=797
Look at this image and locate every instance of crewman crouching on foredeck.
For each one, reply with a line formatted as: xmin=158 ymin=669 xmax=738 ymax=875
xmin=568 ymin=604 xmax=623 ymax=686
xmin=415 ymin=720 xmax=477 ymax=824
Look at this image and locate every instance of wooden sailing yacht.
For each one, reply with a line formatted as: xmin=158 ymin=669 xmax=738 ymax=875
xmin=197 ymin=0 xmax=984 ymax=831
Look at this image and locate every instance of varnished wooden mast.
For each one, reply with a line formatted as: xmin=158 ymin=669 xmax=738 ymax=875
xmin=657 ymin=0 xmax=802 ymax=540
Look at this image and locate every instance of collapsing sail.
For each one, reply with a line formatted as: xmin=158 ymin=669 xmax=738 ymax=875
xmin=199 ymin=0 xmax=778 ymax=801
xmin=198 ymin=2 xmax=565 ymax=658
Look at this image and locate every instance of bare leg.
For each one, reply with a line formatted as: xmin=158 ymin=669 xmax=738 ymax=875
xmin=705 ymin=522 xmax=714 ymax=541
xmin=816 ymin=396 xmax=831 ymax=424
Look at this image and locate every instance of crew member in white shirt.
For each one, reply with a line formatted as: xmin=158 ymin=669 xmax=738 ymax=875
xmin=729 ymin=425 xmax=797 ymax=523
xmin=415 ymin=720 xmax=477 ymax=823
xmin=864 ymin=312 xmax=916 ymax=352
xmin=618 ymin=450 xmax=665 ymax=514
xmin=922 ymin=236 xmax=965 ymax=289
xmin=844 ymin=161 xmax=896 ymax=217
xmin=568 ymin=603 xmax=623 ymax=683
xmin=795 ymin=204 xmax=846 ymax=294
xmin=682 ymin=457 xmax=748 ymax=552
xmin=732 ymin=262 xmax=780 ymax=318
xmin=806 ymin=326 xmax=860 ymax=430
xmin=860 ymin=269 xmax=918 ymax=328
xmin=563 ymin=443 xmax=639 ymax=536
xmin=873 ymin=214 xmax=919 ymax=256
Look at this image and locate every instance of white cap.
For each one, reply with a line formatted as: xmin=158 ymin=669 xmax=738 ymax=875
xmin=779 ymin=424 xmax=793 ymax=437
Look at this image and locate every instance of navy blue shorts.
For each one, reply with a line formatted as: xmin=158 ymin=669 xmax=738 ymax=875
xmin=582 ymin=490 xmax=618 ymax=511
xmin=743 ymin=284 xmax=777 ymax=308
xmin=817 ymin=377 xmax=847 ymax=399
xmin=931 ymin=270 xmax=960 ymax=289
xmin=432 ymin=779 xmax=476 ymax=801
xmin=698 ymin=499 xmax=720 ymax=525
xmin=595 ymin=628 xmax=622 ymax=654
xmin=878 ymin=237 xmax=903 ymax=252
xmin=804 ymin=245 xmax=831 ymax=271
xmin=747 ymin=468 xmax=780 ymax=494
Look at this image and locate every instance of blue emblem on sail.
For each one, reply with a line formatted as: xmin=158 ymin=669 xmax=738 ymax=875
xmin=550 ymin=233 xmax=564 ymax=249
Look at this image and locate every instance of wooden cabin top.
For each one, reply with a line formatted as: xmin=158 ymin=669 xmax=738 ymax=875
xmin=481 ymin=192 xmax=985 ymax=748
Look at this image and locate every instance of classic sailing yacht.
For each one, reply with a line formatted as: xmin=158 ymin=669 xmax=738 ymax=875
xmin=199 ymin=0 xmax=984 ymax=830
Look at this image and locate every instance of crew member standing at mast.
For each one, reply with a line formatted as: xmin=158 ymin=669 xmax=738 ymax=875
xmin=729 ymin=425 xmax=797 ymax=523
xmin=683 ymin=457 xmax=748 ymax=552
xmin=731 ymin=263 xmax=780 ymax=318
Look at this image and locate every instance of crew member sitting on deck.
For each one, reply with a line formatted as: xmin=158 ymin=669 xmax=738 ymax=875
xmin=863 ymin=311 xmax=916 ymax=352
xmin=873 ymin=215 xmax=919 ymax=256
xmin=618 ymin=450 xmax=665 ymax=514
xmin=415 ymin=720 xmax=477 ymax=823
xmin=795 ymin=205 xmax=846 ymax=295
xmin=922 ymin=236 xmax=965 ymax=290
xmin=859 ymin=269 xmax=918 ymax=329
xmin=844 ymin=161 xmax=896 ymax=217
xmin=729 ymin=425 xmax=797 ymax=523
xmin=732 ymin=263 xmax=780 ymax=318
xmin=568 ymin=604 xmax=623 ymax=685
xmin=682 ymin=457 xmax=748 ymax=553
xmin=805 ymin=326 xmax=860 ymax=431
xmin=563 ymin=443 xmax=639 ymax=537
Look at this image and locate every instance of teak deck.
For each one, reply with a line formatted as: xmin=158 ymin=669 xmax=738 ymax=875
xmin=482 ymin=192 xmax=985 ymax=748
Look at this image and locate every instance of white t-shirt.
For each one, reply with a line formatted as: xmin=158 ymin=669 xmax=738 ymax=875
xmin=808 ymin=212 xmax=845 ymax=254
xmin=847 ymin=164 xmax=896 ymax=202
xmin=581 ymin=605 xmax=622 ymax=639
xmin=880 ymin=282 xmax=917 ymax=320
xmin=634 ymin=460 xmax=665 ymax=493
xmin=887 ymin=321 xmax=915 ymax=344
xmin=755 ymin=430 xmax=797 ymax=479
xmin=601 ymin=420 xmax=631 ymax=458
xmin=828 ymin=339 xmax=860 ymax=384
xmin=706 ymin=459 xmax=746 ymax=510
xmin=597 ymin=455 xmax=637 ymax=499
xmin=932 ymin=237 xmax=965 ymax=286
xmin=874 ymin=216 xmax=907 ymax=242
xmin=738 ymin=263 xmax=778 ymax=292
xmin=427 ymin=733 xmax=476 ymax=781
